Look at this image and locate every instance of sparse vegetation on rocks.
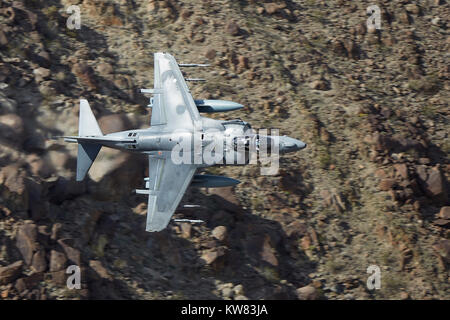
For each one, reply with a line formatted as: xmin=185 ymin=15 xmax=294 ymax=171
xmin=0 ymin=0 xmax=448 ymax=300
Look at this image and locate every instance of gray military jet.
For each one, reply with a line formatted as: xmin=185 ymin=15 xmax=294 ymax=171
xmin=63 ymin=52 xmax=306 ymax=232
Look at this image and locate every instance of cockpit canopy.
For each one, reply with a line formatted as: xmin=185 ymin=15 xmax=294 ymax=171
xmin=222 ymin=119 xmax=252 ymax=131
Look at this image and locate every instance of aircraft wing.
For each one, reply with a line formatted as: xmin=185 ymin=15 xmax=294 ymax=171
xmin=151 ymin=52 xmax=202 ymax=131
xmin=145 ymin=152 xmax=197 ymax=232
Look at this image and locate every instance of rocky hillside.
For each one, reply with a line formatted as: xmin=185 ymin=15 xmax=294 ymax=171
xmin=0 ymin=0 xmax=449 ymax=300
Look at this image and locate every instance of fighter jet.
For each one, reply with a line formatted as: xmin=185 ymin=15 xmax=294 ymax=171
xmin=63 ymin=52 xmax=306 ymax=232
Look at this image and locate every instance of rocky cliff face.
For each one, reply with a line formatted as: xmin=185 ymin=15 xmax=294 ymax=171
xmin=0 ymin=0 xmax=448 ymax=300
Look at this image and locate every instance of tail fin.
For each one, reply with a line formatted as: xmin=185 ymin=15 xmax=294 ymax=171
xmin=76 ymin=99 xmax=102 ymax=181
xmin=79 ymin=99 xmax=102 ymax=136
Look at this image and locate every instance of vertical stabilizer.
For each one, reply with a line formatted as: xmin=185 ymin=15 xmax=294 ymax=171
xmin=79 ymin=99 xmax=102 ymax=136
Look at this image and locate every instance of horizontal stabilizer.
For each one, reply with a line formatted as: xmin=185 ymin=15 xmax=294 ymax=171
xmin=62 ymin=136 xmax=135 ymax=144
xmin=77 ymin=143 xmax=101 ymax=181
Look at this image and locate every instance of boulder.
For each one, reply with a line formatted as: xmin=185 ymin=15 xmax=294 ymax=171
xmin=296 ymin=285 xmax=319 ymax=300
xmin=394 ymin=163 xmax=408 ymax=179
xmin=416 ymin=166 xmax=448 ymax=202
xmin=424 ymin=168 xmax=447 ymax=201
xmin=438 ymin=207 xmax=450 ymax=220
xmin=205 ymin=48 xmax=216 ymax=60
xmin=201 ymin=247 xmax=226 ymax=266
xmin=264 ymin=3 xmax=286 ymax=15
xmin=96 ymin=62 xmax=113 ymax=76
xmin=433 ymin=240 xmax=450 ymax=262
xmin=0 ymin=113 xmax=25 ymax=142
xmin=260 ymin=235 xmax=278 ymax=266
xmin=379 ymin=178 xmax=396 ymax=191
xmin=0 ymin=260 xmax=23 ymax=285
xmin=32 ymin=67 xmax=50 ymax=83
xmin=31 ymin=249 xmax=47 ymax=273
xmin=16 ymin=223 xmax=38 ymax=265
xmin=57 ymin=239 xmax=81 ymax=266
xmin=49 ymin=250 xmax=67 ymax=272
xmin=71 ymin=62 xmax=97 ymax=90
xmin=180 ymin=223 xmax=192 ymax=239
xmin=212 ymin=226 xmax=227 ymax=242
xmin=89 ymin=260 xmax=111 ymax=280
xmin=14 ymin=273 xmax=44 ymax=295
xmin=225 ymin=21 xmax=240 ymax=36
xmin=309 ymin=80 xmax=329 ymax=90
xmin=0 ymin=164 xmax=29 ymax=212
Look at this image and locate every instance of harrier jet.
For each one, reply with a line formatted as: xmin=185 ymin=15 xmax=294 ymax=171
xmin=63 ymin=52 xmax=306 ymax=232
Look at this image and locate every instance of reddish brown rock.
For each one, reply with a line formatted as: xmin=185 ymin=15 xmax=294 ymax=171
xmin=405 ymin=4 xmax=421 ymax=15
xmin=49 ymin=270 xmax=67 ymax=286
xmin=201 ymin=247 xmax=226 ymax=265
xmin=205 ymin=48 xmax=216 ymax=60
xmin=434 ymin=219 xmax=450 ymax=227
xmin=285 ymin=221 xmax=308 ymax=238
xmin=89 ymin=260 xmax=111 ymax=280
xmin=416 ymin=165 xmax=428 ymax=181
xmin=51 ymin=223 xmax=62 ymax=241
xmin=379 ymin=178 xmax=396 ymax=191
xmin=180 ymin=9 xmax=193 ymax=20
xmin=225 ymin=21 xmax=240 ymax=36
xmin=375 ymin=169 xmax=387 ymax=179
xmin=15 ymin=272 xmax=44 ymax=294
xmin=416 ymin=166 xmax=448 ymax=201
xmin=394 ymin=163 xmax=408 ymax=179
xmin=309 ymin=80 xmax=329 ymax=90
xmin=260 ymin=235 xmax=278 ymax=266
xmin=96 ymin=62 xmax=113 ymax=76
xmin=0 ymin=113 xmax=24 ymax=140
xmin=433 ymin=240 xmax=450 ymax=262
xmin=343 ymin=39 xmax=358 ymax=59
xmin=0 ymin=261 xmax=23 ymax=285
xmin=71 ymin=62 xmax=97 ymax=90
xmin=208 ymin=187 xmax=242 ymax=214
xmin=301 ymin=234 xmax=311 ymax=251
xmin=331 ymin=39 xmax=346 ymax=56
xmin=49 ymin=250 xmax=67 ymax=272
xmin=0 ymin=164 xmax=30 ymax=212
xmin=16 ymin=223 xmax=38 ymax=265
xmin=264 ymin=3 xmax=285 ymax=15
xmin=212 ymin=226 xmax=227 ymax=242
xmin=32 ymin=67 xmax=50 ymax=83
xmin=399 ymin=10 xmax=410 ymax=24
xmin=180 ymin=222 xmax=192 ymax=239
xmin=439 ymin=207 xmax=450 ymax=220
xmin=31 ymin=249 xmax=47 ymax=273
xmin=237 ymin=55 xmax=249 ymax=71
xmin=424 ymin=168 xmax=447 ymax=201
xmin=296 ymin=285 xmax=318 ymax=300
xmin=57 ymin=239 xmax=81 ymax=266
